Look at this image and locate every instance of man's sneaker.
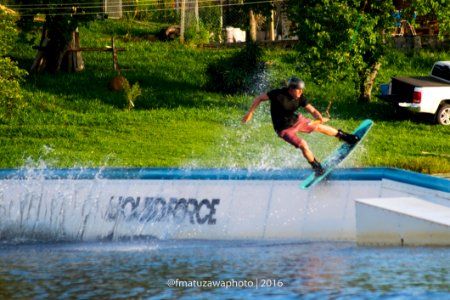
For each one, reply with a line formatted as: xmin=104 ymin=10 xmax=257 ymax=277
xmin=336 ymin=129 xmax=360 ymax=145
xmin=309 ymin=159 xmax=325 ymax=176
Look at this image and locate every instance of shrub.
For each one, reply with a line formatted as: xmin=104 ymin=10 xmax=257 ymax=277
xmin=123 ymin=80 xmax=142 ymax=111
xmin=206 ymin=42 xmax=266 ymax=94
xmin=0 ymin=9 xmax=27 ymax=120
xmin=184 ymin=20 xmax=211 ymax=45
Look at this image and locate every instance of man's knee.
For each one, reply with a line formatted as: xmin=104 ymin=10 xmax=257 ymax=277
xmin=297 ymin=139 xmax=308 ymax=150
xmin=279 ymin=131 xmax=306 ymax=149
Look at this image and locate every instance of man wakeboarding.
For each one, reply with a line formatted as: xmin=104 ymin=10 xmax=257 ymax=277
xmin=242 ymin=77 xmax=359 ymax=175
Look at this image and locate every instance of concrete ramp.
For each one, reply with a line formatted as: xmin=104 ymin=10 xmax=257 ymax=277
xmin=0 ymin=167 xmax=449 ymax=243
xmin=355 ymin=197 xmax=450 ymax=246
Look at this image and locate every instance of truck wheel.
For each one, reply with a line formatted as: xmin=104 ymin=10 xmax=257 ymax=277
xmin=436 ymin=104 xmax=450 ymax=125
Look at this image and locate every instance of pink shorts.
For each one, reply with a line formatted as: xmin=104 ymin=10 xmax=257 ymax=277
xmin=277 ymin=115 xmax=318 ymax=148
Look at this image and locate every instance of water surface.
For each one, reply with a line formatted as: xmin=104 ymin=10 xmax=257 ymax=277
xmin=1 ymin=240 xmax=449 ymax=299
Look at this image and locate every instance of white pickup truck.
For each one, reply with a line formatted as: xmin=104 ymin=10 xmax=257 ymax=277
xmin=379 ymin=61 xmax=450 ymax=125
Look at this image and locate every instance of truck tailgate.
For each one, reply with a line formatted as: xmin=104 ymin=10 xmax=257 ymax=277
xmin=386 ymin=76 xmax=448 ymax=103
xmin=394 ymin=76 xmax=449 ymax=87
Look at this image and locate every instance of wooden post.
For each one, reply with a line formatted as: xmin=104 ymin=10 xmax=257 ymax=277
xmin=63 ymin=28 xmax=84 ymax=72
xmin=111 ymin=36 xmax=118 ymax=71
xmin=219 ymin=0 xmax=223 ymax=43
xmin=74 ymin=28 xmax=84 ymax=71
xmin=195 ymin=0 xmax=199 ymax=31
xmin=180 ymin=0 xmax=186 ymax=43
xmin=269 ymin=10 xmax=275 ymax=41
xmin=249 ymin=9 xmax=257 ymax=42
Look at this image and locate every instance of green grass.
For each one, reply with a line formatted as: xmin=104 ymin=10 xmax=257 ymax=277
xmin=1 ymin=19 xmax=450 ymax=174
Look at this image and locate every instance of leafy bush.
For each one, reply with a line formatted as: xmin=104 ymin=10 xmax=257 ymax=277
xmin=206 ymin=42 xmax=266 ymax=94
xmin=123 ymin=80 xmax=142 ymax=111
xmin=0 ymin=10 xmax=27 ymax=120
xmin=184 ymin=20 xmax=211 ymax=45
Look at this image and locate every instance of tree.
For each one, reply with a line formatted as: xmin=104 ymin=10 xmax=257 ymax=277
xmin=15 ymin=0 xmax=101 ymax=73
xmin=288 ymin=0 xmax=394 ymax=103
xmin=0 ymin=6 xmax=27 ymax=119
xmin=224 ymin=0 xmax=273 ymax=41
xmin=407 ymin=0 xmax=450 ymax=39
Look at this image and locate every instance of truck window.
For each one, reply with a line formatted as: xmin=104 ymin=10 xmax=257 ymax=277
xmin=431 ymin=64 xmax=450 ymax=81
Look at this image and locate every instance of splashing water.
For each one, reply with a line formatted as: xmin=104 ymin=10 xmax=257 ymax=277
xmin=204 ymin=66 xmax=351 ymax=171
xmin=244 ymin=66 xmax=271 ymax=96
xmin=0 ymin=149 xmax=149 ymax=244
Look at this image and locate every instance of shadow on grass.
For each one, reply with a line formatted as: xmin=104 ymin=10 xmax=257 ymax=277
xmin=21 ymin=67 xmax=243 ymax=111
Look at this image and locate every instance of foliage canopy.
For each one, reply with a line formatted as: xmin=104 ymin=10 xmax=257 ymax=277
xmin=287 ymin=0 xmax=394 ymax=102
xmin=408 ymin=0 xmax=450 ymax=40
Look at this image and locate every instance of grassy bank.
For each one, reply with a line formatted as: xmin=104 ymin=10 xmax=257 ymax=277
xmin=1 ymin=19 xmax=449 ymax=174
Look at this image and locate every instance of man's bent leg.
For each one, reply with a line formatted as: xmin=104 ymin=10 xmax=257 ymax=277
xmin=278 ymin=129 xmax=325 ymax=175
xmin=278 ymin=128 xmax=314 ymax=161
xmin=314 ymin=124 xmax=338 ymax=136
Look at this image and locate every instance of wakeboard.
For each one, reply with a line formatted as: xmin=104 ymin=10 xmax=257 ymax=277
xmin=300 ymin=119 xmax=374 ymax=189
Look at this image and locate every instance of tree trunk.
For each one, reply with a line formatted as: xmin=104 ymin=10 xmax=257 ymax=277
xmin=44 ymin=27 xmax=70 ymax=73
xmin=31 ymin=27 xmax=84 ymax=73
xmin=359 ymin=61 xmax=382 ymax=103
xmin=62 ymin=29 xmax=85 ymax=72
xmin=249 ymin=9 xmax=257 ymax=42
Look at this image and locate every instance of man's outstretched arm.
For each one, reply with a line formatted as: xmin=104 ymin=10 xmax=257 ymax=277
xmin=242 ymin=93 xmax=269 ymax=124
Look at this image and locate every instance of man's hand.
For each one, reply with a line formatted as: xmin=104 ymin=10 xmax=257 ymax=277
xmin=242 ymin=93 xmax=268 ymax=124
xmin=321 ymin=117 xmax=330 ymax=124
xmin=309 ymin=117 xmax=330 ymax=125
